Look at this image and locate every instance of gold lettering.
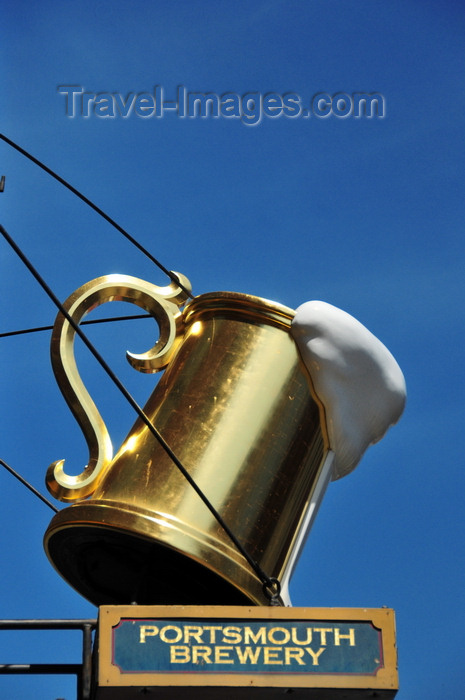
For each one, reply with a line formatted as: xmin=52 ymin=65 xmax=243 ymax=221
xmin=235 ymin=646 xmax=262 ymax=664
xmin=284 ymin=647 xmax=305 ymax=665
xmin=222 ymin=626 xmax=242 ymax=644
xmin=313 ymin=628 xmax=333 ymax=645
xmin=170 ymin=645 xmax=190 ymax=663
xmin=139 ymin=625 xmax=158 ymax=643
xmin=244 ymin=627 xmax=266 ymax=645
xmin=214 ymin=646 xmax=234 ymax=664
xmin=305 ymin=647 xmax=326 ymax=666
xmin=223 ymin=627 xmax=242 ymax=644
xmin=202 ymin=625 xmax=223 ymax=643
xmin=192 ymin=646 xmax=212 ymax=664
xmin=160 ymin=625 xmax=183 ymax=643
xmin=264 ymin=646 xmax=283 ymax=664
xmin=183 ymin=625 xmax=203 ymax=644
xmin=291 ymin=627 xmax=312 ymax=645
xmin=334 ymin=628 xmax=355 ymax=646
xmin=268 ymin=627 xmax=290 ymax=645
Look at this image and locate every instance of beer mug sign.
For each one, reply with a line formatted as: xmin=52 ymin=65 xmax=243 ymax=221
xmin=44 ymin=273 xmax=406 ymax=607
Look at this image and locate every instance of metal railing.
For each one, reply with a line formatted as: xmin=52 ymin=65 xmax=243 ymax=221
xmin=0 ymin=619 xmax=97 ymax=699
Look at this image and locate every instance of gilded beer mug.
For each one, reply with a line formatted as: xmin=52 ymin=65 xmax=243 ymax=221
xmin=44 ymin=273 xmax=329 ymax=606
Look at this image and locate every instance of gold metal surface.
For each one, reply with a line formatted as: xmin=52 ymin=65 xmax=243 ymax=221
xmin=46 ymin=272 xmax=191 ymax=501
xmin=44 ymin=284 xmax=328 ymax=606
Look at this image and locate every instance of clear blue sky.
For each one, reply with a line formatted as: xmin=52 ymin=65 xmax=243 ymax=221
xmin=1 ymin=1 xmax=464 ymax=698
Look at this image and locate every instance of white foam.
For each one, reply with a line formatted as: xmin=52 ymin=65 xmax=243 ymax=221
xmin=291 ymin=301 xmax=406 ymax=480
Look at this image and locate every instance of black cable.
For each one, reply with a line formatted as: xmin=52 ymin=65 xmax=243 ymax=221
xmin=0 ymin=134 xmax=194 ymax=301
xmin=0 ymin=224 xmax=281 ymax=601
xmin=0 ymin=313 xmax=151 ymax=339
xmin=0 ymin=459 xmax=59 ymax=513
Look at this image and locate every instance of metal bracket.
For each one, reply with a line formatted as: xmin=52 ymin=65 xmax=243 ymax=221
xmin=0 ymin=619 xmax=96 ymax=699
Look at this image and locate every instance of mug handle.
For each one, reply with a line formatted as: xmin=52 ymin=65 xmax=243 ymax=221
xmin=46 ymin=272 xmax=191 ymax=502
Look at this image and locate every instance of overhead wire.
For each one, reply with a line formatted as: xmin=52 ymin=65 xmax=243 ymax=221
xmin=0 ymin=223 xmax=282 ymax=604
xmin=0 ymin=133 xmax=282 ymax=603
xmin=0 ymin=134 xmax=194 ymax=301
xmin=0 ymin=313 xmax=151 ymax=340
xmin=0 ymin=459 xmax=59 ymax=514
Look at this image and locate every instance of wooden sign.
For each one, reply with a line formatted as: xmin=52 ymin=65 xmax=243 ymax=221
xmin=95 ymin=606 xmax=398 ymax=699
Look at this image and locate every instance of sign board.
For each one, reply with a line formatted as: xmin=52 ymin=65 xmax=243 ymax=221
xmin=95 ymin=606 xmax=398 ymax=699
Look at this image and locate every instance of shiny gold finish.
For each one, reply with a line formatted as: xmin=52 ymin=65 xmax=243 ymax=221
xmin=44 ymin=287 xmax=328 ymax=606
xmin=46 ymin=272 xmax=191 ymax=501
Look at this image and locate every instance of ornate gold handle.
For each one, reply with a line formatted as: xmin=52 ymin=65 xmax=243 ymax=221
xmin=46 ymin=272 xmax=191 ymax=502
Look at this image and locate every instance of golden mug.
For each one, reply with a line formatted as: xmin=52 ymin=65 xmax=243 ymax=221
xmin=43 ymin=273 xmax=329 ymax=606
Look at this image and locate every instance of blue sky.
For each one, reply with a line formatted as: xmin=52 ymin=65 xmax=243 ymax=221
xmin=1 ymin=1 xmax=464 ymax=698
